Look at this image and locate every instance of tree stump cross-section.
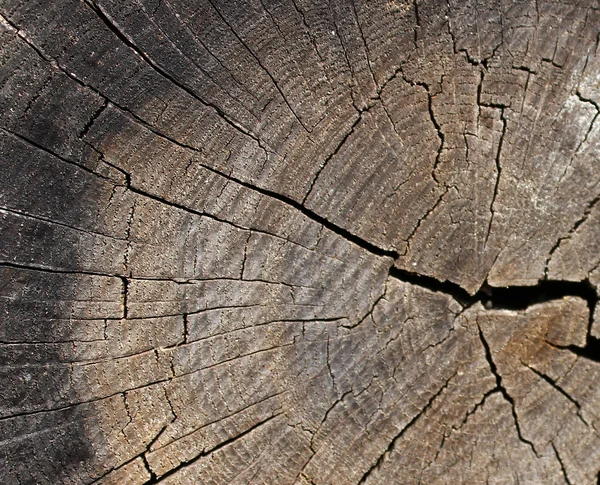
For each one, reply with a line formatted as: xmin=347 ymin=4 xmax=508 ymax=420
xmin=3 ymin=0 xmax=600 ymax=483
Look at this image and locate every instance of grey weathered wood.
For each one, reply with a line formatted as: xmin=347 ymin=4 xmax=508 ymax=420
xmin=2 ymin=0 xmax=600 ymax=483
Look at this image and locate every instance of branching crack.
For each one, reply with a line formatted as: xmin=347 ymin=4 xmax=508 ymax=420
xmin=191 ymin=154 xmax=396 ymax=258
xmin=303 ymin=62 xmax=419 ymax=204
xmin=477 ymin=323 xmax=539 ymax=457
xmin=94 ymin=112 xmax=398 ymax=260
xmin=2 ymin=16 xmax=404 ymax=266
xmin=289 ymin=0 xmax=326 ymax=66
xmin=422 ymin=388 xmax=501 ymax=473
xmin=342 ymin=282 xmax=388 ymax=329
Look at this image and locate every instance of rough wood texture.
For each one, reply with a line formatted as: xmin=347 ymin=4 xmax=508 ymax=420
xmin=2 ymin=0 xmax=600 ymax=483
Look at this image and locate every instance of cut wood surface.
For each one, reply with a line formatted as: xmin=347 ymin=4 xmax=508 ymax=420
xmin=2 ymin=0 xmax=600 ymax=483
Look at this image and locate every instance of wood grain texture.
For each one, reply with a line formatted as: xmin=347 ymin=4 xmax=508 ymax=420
xmin=2 ymin=0 xmax=600 ymax=483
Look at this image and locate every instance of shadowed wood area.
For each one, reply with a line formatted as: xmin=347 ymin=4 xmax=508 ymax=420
xmin=3 ymin=0 xmax=600 ymax=483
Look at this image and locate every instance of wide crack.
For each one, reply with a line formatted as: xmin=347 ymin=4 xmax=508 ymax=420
xmin=389 ymin=267 xmax=600 ymax=363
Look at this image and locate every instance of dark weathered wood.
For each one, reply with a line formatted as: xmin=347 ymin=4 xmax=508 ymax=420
xmin=2 ymin=0 xmax=600 ymax=483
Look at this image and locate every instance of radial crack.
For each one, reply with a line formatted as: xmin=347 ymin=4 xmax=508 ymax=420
xmin=302 ymin=110 xmax=363 ymax=205
xmin=357 ymin=371 xmax=456 ymax=484
xmin=1 ymin=128 xmax=114 ymax=183
xmin=551 ymin=442 xmax=573 ymax=485
xmin=479 ymin=95 xmax=507 ymax=248
xmin=141 ymin=412 xmax=282 ymax=483
xmin=544 ymin=195 xmax=600 ymax=278
xmin=206 ymin=0 xmax=311 ymax=133
xmin=79 ymin=99 xmax=109 ymax=139
xmin=349 ymin=0 xmax=377 ymax=90
xmin=477 ymin=323 xmax=539 ymax=457
xmin=422 ymin=84 xmax=445 ymax=185
xmin=84 ymin=0 xmax=268 ymax=148
xmin=523 ymin=363 xmax=589 ymax=426
xmin=401 ymin=185 xmax=451 ymax=257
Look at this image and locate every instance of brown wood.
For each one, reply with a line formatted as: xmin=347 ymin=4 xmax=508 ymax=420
xmin=2 ymin=0 xmax=600 ymax=483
